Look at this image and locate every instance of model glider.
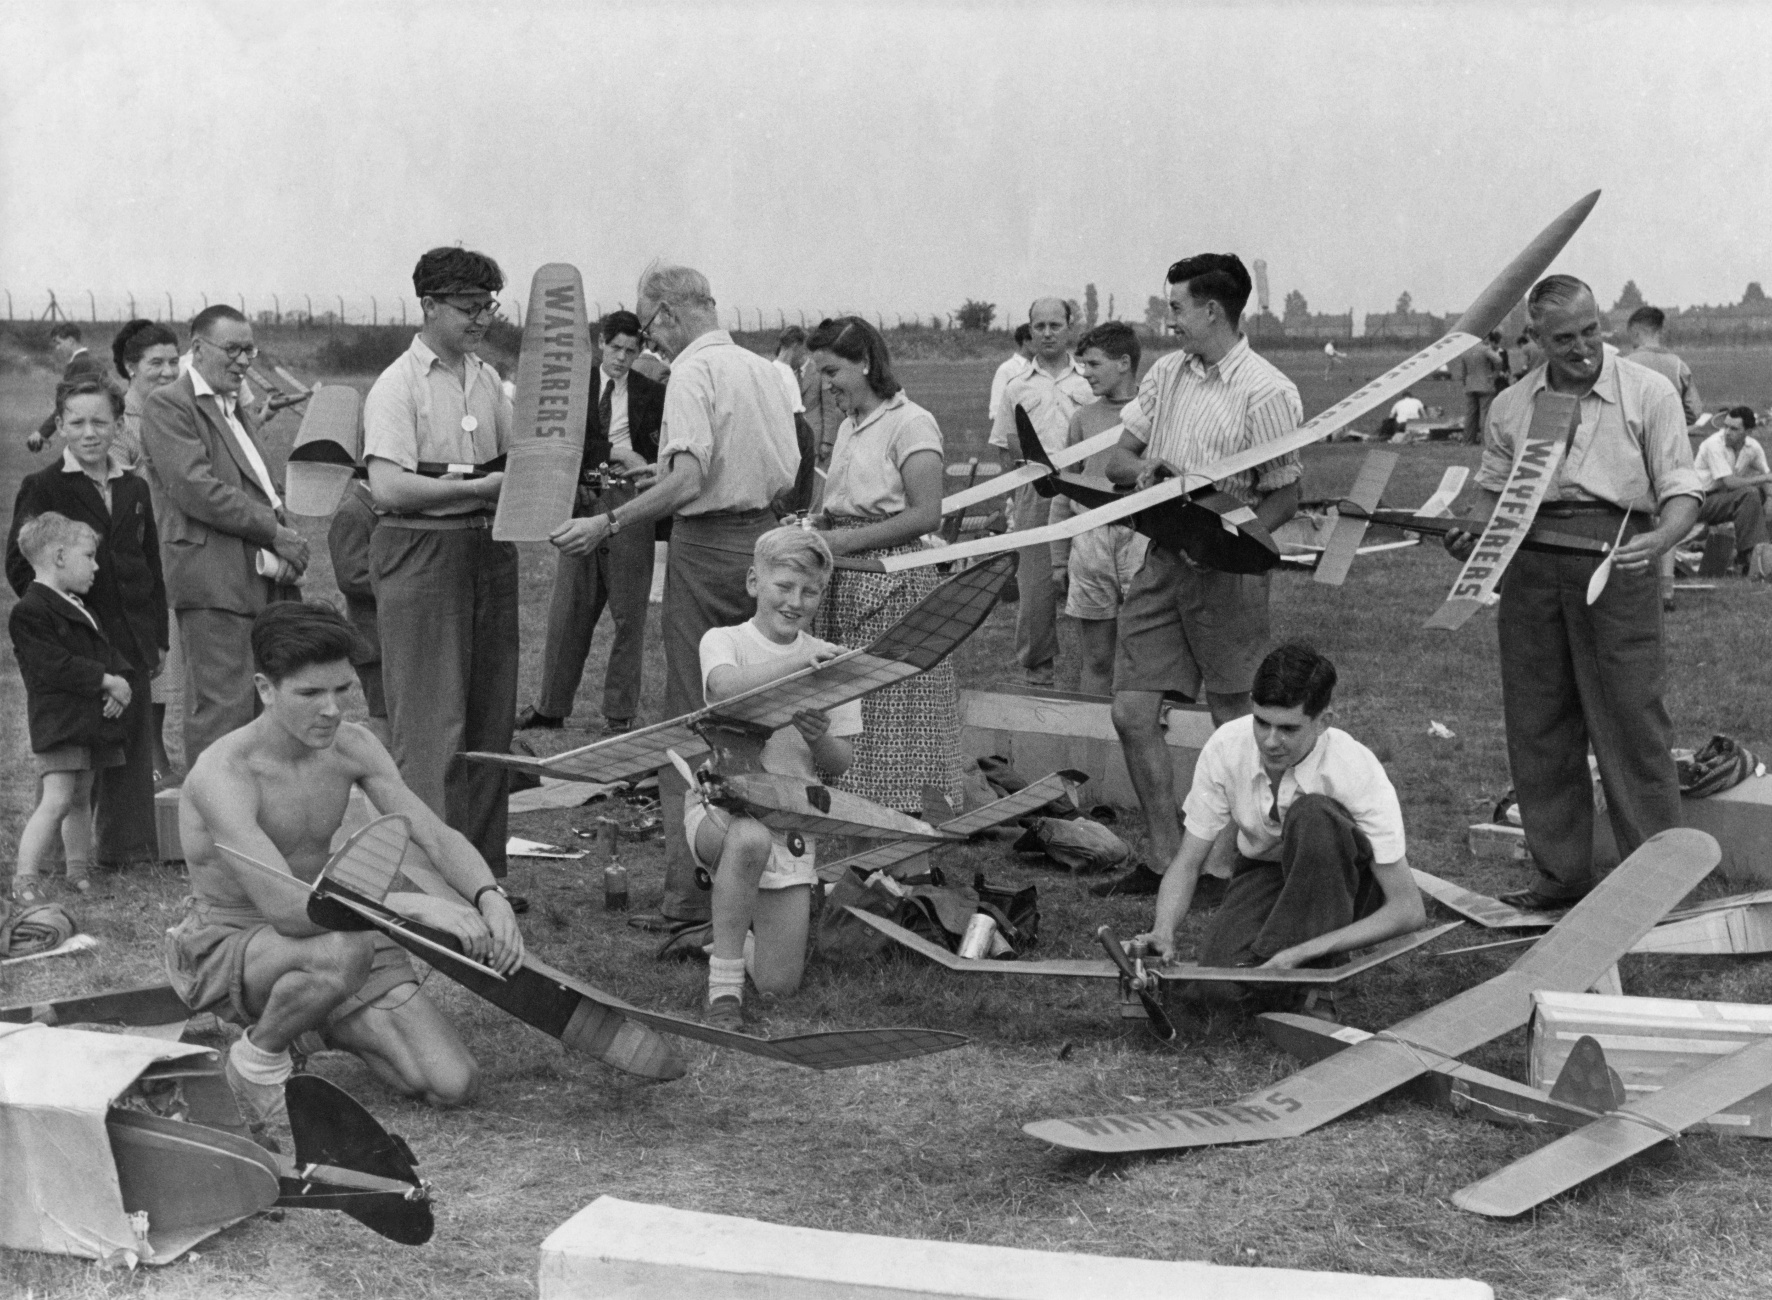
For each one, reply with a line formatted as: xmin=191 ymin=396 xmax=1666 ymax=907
xmin=465 ymin=552 xmax=1014 ymax=794
xmin=852 ymin=909 xmax=1459 ymax=1042
xmin=220 ymin=817 xmax=966 ymax=1075
xmin=839 ymin=191 xmax=1600 ymax=576
xmin=0 ymin=1023 xmax=431 ymax=1263
xmin=1021 ymin=827 xmax=1718 ymax=1154
xmin=492 ymin=262 xmax=596 ymax=542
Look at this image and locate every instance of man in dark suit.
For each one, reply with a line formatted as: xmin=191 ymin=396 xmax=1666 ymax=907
xmin=7 ymin=378 xmax=167 ymax=865
xmin=139 ymin=306 xmax=309 ymax=764
xmin=517 ymin=310 xmax=664 ymax=734
xmin=29 ymin=324 xmax=111 ymax=452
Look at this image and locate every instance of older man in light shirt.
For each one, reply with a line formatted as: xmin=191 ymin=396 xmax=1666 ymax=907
xmin=551 ymin=262 xmax=799 ymax=930
xmin=140 ymin=306 xmax=309 ymax=764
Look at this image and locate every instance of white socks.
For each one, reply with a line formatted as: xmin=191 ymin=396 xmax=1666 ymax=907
xmin=231 ymin=1028 xmax=293 ymax=1086
xmin=708 ymin=956 xmax=746 ymax=1005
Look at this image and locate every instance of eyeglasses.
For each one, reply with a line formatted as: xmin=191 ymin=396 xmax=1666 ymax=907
xmin=639 ymin=301 xmax=670 ymax=341
xmin=435 ymin=296 xmax=501 ymax=322
xmin=197 ymin=336 xmax=259 ymax=363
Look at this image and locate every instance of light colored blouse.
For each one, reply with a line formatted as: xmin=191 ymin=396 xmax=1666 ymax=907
xmin=821 ymin=391 xmax=943 ymax=518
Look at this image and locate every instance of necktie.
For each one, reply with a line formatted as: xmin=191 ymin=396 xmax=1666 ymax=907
xmin=599 ymin=377 xmax=614 ymax=438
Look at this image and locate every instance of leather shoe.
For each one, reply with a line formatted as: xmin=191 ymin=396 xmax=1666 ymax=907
xmin=515 ymin=706 xmax=564 ymax=731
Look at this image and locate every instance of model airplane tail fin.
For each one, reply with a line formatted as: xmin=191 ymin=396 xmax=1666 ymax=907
xmin=1548 ymin=1034 xmax=1627 ymax=1113
xmin=320 ymin=814 xmax=412 ymax=906
xmin=285 ymin=385 xmax=364 ymax=517
xmin=1314 ymin=449 xmax=1399 ymax=587
xmin=281 ymin=1074 xmax=433 ymax=1245
xmin=1013 ymin=405 xmax=1056 ymax=470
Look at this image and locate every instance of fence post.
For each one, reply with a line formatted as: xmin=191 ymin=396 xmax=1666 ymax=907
xmin=238 ymin=293 xmax=246 ymax=316
xmin=166 ymin=292 xmax=175 ymax=322
xmin=272 ymin=294 xmax=281 ymax=324
xmin=86 ymin=290 xmax=96 ymax=321
xmin=371 ymin=295 xmax=378 ymax=325
xmin=336 ymin=296 xmax=345 ymax=326
xmin=400 ymin=299 xmax=407 ymax=326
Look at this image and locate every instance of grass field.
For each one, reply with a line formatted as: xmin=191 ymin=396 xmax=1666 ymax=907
xmin=4 ymin=344 xmax=1772 ymax=1299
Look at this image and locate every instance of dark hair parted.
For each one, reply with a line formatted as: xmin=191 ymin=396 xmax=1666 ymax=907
xmin=412 ymin=246 xmax=505 ymax=299
xmin=1728 ymin=405 xmax=1758 ymax=430
xmin=112 ymin=318 xmax=179 ymax=379
xmin=1165 ymin=253 xmax=1252 ymax=324
xmin=189 ymin=304 xmax=248 ymax=339
xmin=1013 ymin=323 xmax=1032 ymax=345
xmin=1251 ymin=641 xmax=1337 ymax=717
xmin=1076 ymin=321 xmax=1141 ymax=372
xmin=49 ymin=322 xmax=82 ymax=343
xmin=1627 ymin=305 xmax=1667 ymax=331
xmin=807 ymin=316 xmax=901 ymax=401
xmin=251 ymin=601 xmax=361 ymax=684
xmin=778 ymin=325 xmax=807 ymax=348
xmin=55 ymin=376 xmax=124 ymax=420
xmin=601 ymin=310 xmax=643 ymax=344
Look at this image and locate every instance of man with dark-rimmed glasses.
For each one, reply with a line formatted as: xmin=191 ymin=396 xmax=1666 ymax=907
xmin=362 ymin=247 xmax=524 ymax=903
xmin=141 ymin=304 xmax=310 ymax=764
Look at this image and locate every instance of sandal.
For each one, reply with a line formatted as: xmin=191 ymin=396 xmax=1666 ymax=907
xmin=11 ymin=877 xmax=45 ymax=906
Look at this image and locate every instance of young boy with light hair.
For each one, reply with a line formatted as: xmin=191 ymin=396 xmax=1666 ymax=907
xmin=687 ymin=526 xmax=862 ymax=1029
xmin=1050 ymin=322 xmax=1148 ymax=696
xmin=8 ymin=512 xmax=133 ymax=902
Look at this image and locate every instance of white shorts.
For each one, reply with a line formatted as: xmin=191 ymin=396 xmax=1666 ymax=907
xmin=1066 ymin=524 xmax=1150 ymax=621
xmin=684 ymin=794 xmax=817 ymax=890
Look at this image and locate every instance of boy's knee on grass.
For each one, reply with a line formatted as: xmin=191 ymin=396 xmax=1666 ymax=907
xmin=418 ymin=1054 xmax=479 ymax=1108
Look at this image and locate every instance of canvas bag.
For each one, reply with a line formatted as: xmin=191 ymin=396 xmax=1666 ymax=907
xmin=815 ymin=867 xmax=1040 ymax=961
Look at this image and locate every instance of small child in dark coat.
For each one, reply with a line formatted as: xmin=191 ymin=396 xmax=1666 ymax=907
xmin=8 ymin=511 xmax=132 ymax=902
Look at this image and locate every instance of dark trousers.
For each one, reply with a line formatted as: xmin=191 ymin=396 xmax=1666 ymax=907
xmin=535 ymin=487 xmax=654 ymax=722
xmin=1697 ymin=485 xmax=1768 ymax=556
xmin=94 ymin=668 xmax=158 ymax=864
xmin=1194 ymin=795 xmax=1378 ymax=1006
xmin=176 ymin=606 xmax=260 ymax=765
xmin=1462 ymin=391 xmax=1493 ymax=445
xmin=658 ymin=511 xmax=774 ymax=921
xmin=371 ymin=523 xmax=519 ymax=876
xmin=1497 ymin=513 xmax=1681 ymax=901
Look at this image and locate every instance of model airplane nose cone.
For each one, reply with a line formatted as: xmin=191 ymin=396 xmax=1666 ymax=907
xmin=1452 ymin=190 xmax=1600 ymax=341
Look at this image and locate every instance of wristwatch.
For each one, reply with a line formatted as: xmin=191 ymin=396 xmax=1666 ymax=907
xmin=472 ymin=883 xmax=510 ymax=909
xmin=603 ymin=508 xmax=623 ymax=536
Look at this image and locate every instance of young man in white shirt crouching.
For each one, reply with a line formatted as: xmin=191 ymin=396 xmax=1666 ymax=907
xmin=1135 ymin=641 xmax=1425 ymax=1010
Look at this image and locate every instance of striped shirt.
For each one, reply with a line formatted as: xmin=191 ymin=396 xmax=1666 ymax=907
xmin=1121 ymin=336 xmax=1303 ymax=507
xmin=989 ymin=356 xmax=1093 ymax=455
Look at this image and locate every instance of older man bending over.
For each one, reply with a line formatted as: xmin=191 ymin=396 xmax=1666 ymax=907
xmin=166 ymin=602 xmax=523 ymax=1146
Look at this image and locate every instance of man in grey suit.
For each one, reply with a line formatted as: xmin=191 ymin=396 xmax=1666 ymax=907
xmin=140 ymin=306 xmax=309 ymax=764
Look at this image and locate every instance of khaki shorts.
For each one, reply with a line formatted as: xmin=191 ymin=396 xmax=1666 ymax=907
xmin=684 ymin=794 xmax=817 ymax=890
xmin=1113 ymin=546 xmax=1270 ymax=697
xmin=164 ymin=897 xmax=417 ymax=1027
xmin=1066 ymin=525 xmax=1150 ymax=621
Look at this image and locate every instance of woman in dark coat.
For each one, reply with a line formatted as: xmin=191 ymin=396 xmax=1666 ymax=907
xmin=6 ymin=376 xmax=167 ymax=868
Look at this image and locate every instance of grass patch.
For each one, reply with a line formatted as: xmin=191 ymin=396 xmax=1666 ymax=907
xmin=4 ymin=350 xmax=1772 ymax=1298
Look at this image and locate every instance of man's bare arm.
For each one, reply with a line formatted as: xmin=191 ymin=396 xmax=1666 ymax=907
xmin=367 ymin=457 xmax=503 ymax=513
xmin=1103 ymin=427 xmax=1151 ymax=487
xmin=185 ymin=768 xmax=326 ymax=936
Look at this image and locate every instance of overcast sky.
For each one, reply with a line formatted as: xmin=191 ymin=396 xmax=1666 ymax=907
xmin=4 ymin=1 xmax=1769 ymax=329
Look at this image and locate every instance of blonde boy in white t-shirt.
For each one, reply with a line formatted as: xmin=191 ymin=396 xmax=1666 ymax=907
xmin=689 ymin=527 xmax=863 ymax=1029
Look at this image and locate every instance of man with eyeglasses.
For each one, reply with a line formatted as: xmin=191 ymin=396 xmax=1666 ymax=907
xmin=550 ymin=262 xmax=799 ymax=933
xmin=362 ymin=247 xmax=523 ymax=902
xmin=140 ymin=305 xmax=310 ymax=764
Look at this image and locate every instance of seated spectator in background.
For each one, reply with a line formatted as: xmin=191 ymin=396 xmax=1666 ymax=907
xmin=8 ymin=380 xmax=167 ymax=871
xmin=1050 ymin=322 xmax=1147 ymax=696
xmin=808 ymin=316 xmax=959 ymax=815
xmin=987 ymin=323 xmax=1034 ymax=421
xmin=327 ymin=479 xmax=390 ymax=747
xmin=1378 ymin=389 xmax=1425 ymax=441
xmin=1134 ymin=642 xmax=1425 ymax=1012
xmin=690 ymin=527 xmax=861 ymax=1029
xmin=29 ymin=323 xmax=110 ymax=452
xmin=8 ymin=512 xmax=134 ymax=903
xmin=112 ymin=319 xmax=185 ymax=779
xmin=1693 ymin=406 xmax=1771 ymax=571
xmin=1625 ymin=306 xmax=1703 ymax=424
xmin=518 ymin=310 xmax=664 ymax=736
xmin=140 ymin=306 xmax=308 ymax=766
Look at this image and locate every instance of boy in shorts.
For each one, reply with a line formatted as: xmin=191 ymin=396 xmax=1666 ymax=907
xmin=1049 ymin=323 xmax=1147 ymax=696
xmin=687 ymin=527 xmax=862 ymax=1029
xmin=8 ymin=512 xmax=132 ymax=902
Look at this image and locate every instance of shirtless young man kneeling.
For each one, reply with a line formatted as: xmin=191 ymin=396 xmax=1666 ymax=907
xmin=165 ymin=602 xmax=524 ymax=1144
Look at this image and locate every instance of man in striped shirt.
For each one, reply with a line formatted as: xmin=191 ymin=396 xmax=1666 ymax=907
xmin=1091 ymin=253 xmax=1303 ymax=899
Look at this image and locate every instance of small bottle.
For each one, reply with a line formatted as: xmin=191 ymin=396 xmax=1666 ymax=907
xmin=599 ymin=818 xmax=628 ymax=911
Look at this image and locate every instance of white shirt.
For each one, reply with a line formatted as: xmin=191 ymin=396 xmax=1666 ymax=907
xmin=655 ymin=331 xmax=799 ymax=517
xmin=189 ymin=365 xmax=282 ymax=510
xmin=1694 ymin=430 xmax=1771 ymax=493
xmin=699 ymin=621 xmax=863 ymax=779
xmin=988 ymin=352 xmax=1033 ymax=417
xmin=1182 ymin=715 xmax=1407 ymax=865
xmin=598 ymin=367 xmax=631 ymax=457
xmin=1390 ymin=396 xmax=1426 ymax=423
xmin=989 ymin=355 xmax=1092 ymax=455
xmin=773 ymin=357 xmax=806 ymax=415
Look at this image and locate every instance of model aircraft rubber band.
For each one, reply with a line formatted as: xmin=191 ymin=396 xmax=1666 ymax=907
xmin=464 ymin=552 xmax=1015 ymax=787
xmin=1020 ymin=827 xmax=1717 ymax=1154
xmin=493 ymin=263 xmax=596 ymax=542
xmin=255 ymin=815 xmax=969 ymax=1074
xmin=835 ymin=192 xmax=1599 ymax=577
xmin=1425 ymin=391 xmax=1583 ymax=628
